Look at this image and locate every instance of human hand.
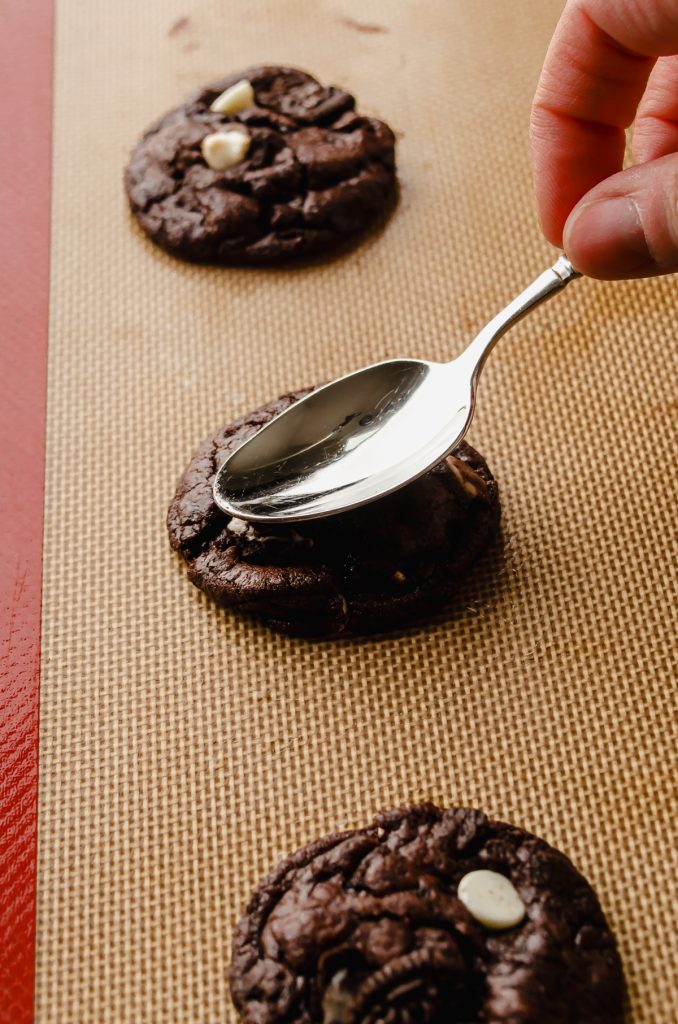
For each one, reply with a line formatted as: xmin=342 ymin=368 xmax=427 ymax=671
xmin=531 ymin=0 xmax=678 ymax=278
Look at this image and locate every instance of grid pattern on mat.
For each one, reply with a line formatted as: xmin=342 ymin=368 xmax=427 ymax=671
xmin=37 ymin=1 xmax=677 ymax=1021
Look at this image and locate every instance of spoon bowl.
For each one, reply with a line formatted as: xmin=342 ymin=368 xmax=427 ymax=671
xmin=216 ymin=358 xmax=475 ymax=521
xmin=214 ymin=256 xmax=580 ymax=523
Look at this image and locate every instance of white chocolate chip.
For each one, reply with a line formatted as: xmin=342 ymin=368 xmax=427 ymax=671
xmin=201 ymin=130 xmax=250 ymax=171
xmin=457 ymin=869 xmax=526 ymax=930
xmin=210 ymin=79 xmax=255 ymax=115
xmin=322 ymin=970 xmax=354 ymax=1024
xmin=289 ymin=527 xmax=313 ymax=547
xmin=226 ymin=517 xmax=249 ymax=536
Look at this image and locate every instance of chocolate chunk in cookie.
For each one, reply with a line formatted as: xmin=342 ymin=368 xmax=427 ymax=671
xmin=125 ymin=66 xmax=397 ymax=264
xmin=167 ymin=388 xmax=500 ymax=636
xmin=229 ymin=805 xmax=624 ymax=1023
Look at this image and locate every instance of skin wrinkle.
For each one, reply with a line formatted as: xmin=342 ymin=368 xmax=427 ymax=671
xmin=534 ymin=6 xmax=655 ymax=119
xmin=563 ymin=155 xmax=678 ymax=270
xmin=578 ymin=0 xmax=678 ymax=56
xmin=663 ymin=157 xmax=678 ymax=246
xmin=634 ymin=53 xmax=678 ymax=154
xmin=634 ymin=112 xmax=678 ymax=162
xmin=578 ymin=7 xmax=650 ymax=61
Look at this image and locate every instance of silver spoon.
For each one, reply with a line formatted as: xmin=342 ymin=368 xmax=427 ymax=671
xmin=214 ymin=255 xmax=580 ymax=523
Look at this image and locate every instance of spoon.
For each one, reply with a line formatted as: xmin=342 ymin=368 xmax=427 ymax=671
xmin=214 ymin=255 xmax=581 ymax=523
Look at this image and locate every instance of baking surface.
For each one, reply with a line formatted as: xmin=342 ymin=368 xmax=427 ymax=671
xmin=37 ymin=1 xmax=677 ymax=1021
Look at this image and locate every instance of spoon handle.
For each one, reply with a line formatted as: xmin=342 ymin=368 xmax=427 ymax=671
xmin=457 ymin=255 xmax=581 ymax=379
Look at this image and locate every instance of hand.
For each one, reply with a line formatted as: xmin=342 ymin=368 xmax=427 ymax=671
xmin=531 ymin=0 xmax=678 ymax=278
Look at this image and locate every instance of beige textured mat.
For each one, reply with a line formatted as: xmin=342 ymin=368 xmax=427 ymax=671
xmin=37 ymin=1 xmax=677 ymax=1021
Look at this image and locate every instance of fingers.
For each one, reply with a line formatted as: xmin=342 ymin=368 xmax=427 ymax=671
xmin=564 ymin=152 xmax=678 ymax=278
xmin=581 ymin=0 xmax=678 ymax=57
xmin=530 ymin=110 xmax=627 ymax=248
xmin=533 ymin=0 xmax=678 ymax=278
xmin=633 ymin=55 xmax=678 ymax=163
xmin=531 ymin=1 xmax=655 ymax=245
xmin=531 ymin=0 xmax=678 ymax=249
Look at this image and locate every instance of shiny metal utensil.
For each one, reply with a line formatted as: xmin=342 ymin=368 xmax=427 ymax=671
xmin=214 ymin=256 xmax=581 ymax=523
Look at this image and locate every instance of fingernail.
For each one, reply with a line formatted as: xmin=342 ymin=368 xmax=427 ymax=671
xmin=565 ymin=196 xmax=655 ymax=278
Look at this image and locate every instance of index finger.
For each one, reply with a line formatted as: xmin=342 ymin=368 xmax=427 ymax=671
xmin=530 ymin=0 xmax=678 ymax=245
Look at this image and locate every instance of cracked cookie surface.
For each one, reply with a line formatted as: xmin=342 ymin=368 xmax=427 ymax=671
xmin=125 ymin=66 xmax=396 ymax=263
xmin=229 ymin=804 xmax=624 ymax=1023
xmin=167 ymin=388 xmax=500 ymax=636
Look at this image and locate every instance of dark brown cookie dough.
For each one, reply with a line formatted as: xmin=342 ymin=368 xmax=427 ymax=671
xmin=167 ymin=388 xmax=500 ymax=636
xmin=125 ymin=66 xmax=396 ymax=263
xmin=229 ymin=805 xmax=624 ymax=1023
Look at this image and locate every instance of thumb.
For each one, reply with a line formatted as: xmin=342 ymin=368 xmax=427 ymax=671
xmin=563 ymin=153 xmax=678 ymax=280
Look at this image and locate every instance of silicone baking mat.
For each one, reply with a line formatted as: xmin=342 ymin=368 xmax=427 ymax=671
xmin=33 ymin=1 xmax=677 ymax=1021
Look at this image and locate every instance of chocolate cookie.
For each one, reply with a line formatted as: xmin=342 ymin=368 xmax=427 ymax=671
xmin=125 ymin=66 xmax=396 ymax=263
xmin=167 ymin=388 xmax=500 ymax=636
xmin=229 ymin=805 xmax=624 ymax=1023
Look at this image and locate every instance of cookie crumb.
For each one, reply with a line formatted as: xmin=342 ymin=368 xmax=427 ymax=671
xmin=168 ymin=15 xmax=189 ymax=35
xmin=341 ymin=17 xmax=389 ymax=34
